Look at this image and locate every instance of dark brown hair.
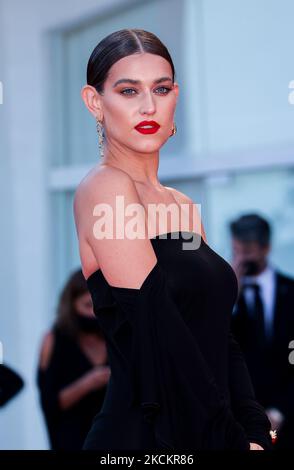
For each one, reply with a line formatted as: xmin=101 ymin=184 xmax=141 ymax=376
xmin=87 ymin=29 xmax=176 ymax=93
xmin=54 ymin=268 xmax=89 ymax=338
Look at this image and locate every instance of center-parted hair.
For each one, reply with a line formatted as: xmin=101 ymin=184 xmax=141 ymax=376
xmin=87 ymin=29 xmax=176 ymax=94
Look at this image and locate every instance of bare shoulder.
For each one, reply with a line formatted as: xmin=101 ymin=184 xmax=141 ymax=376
xmin=73 ymin=165 xmax=139 ymax=235
xmin=164 ymin=186 xmax=207 ymax=243
xmin=39 ymin=331 xmax=55 ymax=370
xmin=74 ymin=165 xmax=136 ymax=211
xmin=74 ymin=165 xmax=157 ymax=288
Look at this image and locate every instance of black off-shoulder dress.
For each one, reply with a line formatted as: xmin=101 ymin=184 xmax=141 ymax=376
xmin=83 ymin=231 xmax=272 ymax=451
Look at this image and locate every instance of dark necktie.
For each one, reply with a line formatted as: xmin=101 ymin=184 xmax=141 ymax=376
xmin=243 ymin=283 xmax=266 ymax=346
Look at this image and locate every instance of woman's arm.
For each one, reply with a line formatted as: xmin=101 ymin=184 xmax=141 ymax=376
xmin=58 ymin=366 xmax=110 ymax=410
xmin=38 ymin=332 xmax=109 ymax=412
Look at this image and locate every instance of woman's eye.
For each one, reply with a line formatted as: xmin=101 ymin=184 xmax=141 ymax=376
xmin=120 ymin=88 xmax=137 ymax=95
xmin=155 ymin=86 xmax=171 ymax=94
xmin=120 ymin=86 xmax=172 ymax=96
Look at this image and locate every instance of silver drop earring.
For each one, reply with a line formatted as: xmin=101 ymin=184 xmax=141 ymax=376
xmin=96 ymin=117 xmax=104 ymax=157
xmin=170 ymin=122 xmax=177 ymax=137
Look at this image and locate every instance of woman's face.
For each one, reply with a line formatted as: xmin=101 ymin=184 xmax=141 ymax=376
xmin=74 ymin=292 xmax=94 ymax=317
xmin=97 ymin=52 xmax=179 ymax=154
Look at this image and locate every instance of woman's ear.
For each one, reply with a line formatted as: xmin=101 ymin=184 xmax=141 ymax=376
xmin=173 ymin=82 xmax=179 ymax=100
xmin=81 ymin=84 xmax=103 ymax=120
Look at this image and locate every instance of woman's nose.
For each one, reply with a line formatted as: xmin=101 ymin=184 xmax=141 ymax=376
xmin=139 ymin=91 xmax=156 ymax=115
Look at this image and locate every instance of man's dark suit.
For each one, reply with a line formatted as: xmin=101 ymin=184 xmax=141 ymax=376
xmin=231 ymin=271 xmax=294 ymax=449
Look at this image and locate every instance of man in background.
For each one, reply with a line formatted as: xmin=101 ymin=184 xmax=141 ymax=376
xmin=230 ymin=213 xmax=294 ymax=449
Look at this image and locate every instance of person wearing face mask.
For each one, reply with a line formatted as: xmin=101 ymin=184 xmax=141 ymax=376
xmin=37 ymin=269 xmax=110 ymax=450
xmin=230 ymin=213 xmax=294 ymax=449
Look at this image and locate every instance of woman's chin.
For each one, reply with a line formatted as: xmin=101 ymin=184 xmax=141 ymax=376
xmin=131 ymin=140 xmax=165 ymax=154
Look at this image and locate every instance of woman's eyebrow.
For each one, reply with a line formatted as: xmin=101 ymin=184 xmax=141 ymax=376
xmin=113 ymin=76 xmax=172 ymax=88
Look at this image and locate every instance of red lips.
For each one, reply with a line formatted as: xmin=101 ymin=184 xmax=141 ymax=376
xmin=134 ymin=120 xmax=160 ymax=134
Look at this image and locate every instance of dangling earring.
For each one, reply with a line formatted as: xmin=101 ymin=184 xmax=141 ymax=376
xmin=96 ymin=117 xmax=104 ymax=157
xmin=170 ymin=122 xmax=177 ymax=137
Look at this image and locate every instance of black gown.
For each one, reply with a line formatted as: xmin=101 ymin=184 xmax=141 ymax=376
xmin=37 ymin=328 xmax=107 ymax=450
xmin=83 ymin=231 xmax=272 ymax=450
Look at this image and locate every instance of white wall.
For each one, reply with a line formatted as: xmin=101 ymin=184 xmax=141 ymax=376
xmin=0 ymin=0 xmax=24 ymax=449
xmin=0 ymin=0 xmax=126 ymax=450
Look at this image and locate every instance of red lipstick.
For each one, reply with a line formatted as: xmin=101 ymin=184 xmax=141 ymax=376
xmin=134 ymin=120 xmax=160 ymax=134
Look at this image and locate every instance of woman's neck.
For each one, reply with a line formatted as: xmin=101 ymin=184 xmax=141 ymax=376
xmin=100 ymin=145 xmax=161 ymax=187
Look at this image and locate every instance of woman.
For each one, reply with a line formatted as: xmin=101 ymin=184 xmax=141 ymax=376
xmin=37 ymin=269 xmax=110 ymax=450
xmin=73 ymin=29 xmax=272 ymax=450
